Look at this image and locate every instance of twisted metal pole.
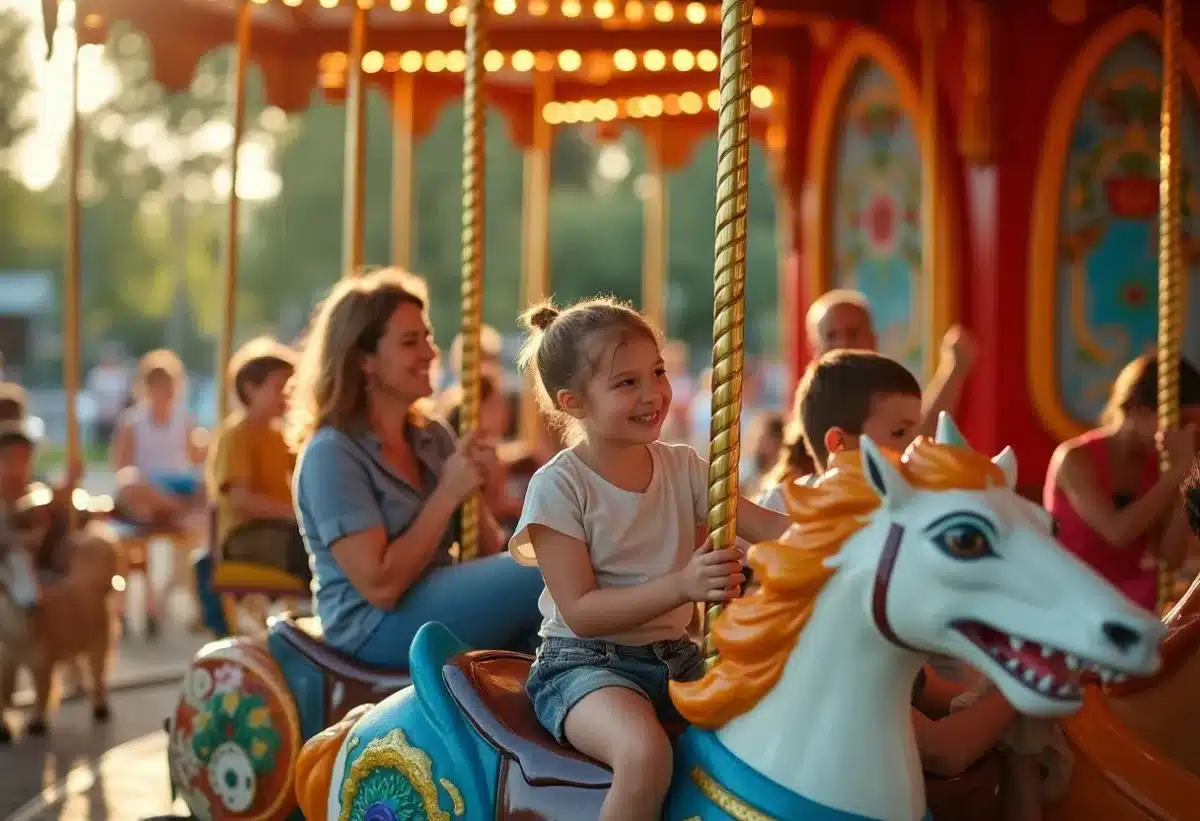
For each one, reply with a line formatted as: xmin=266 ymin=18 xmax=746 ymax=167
xmin=1157 ymin=0 xmax=1184 ymax=613
xmin=701 ymin=0 xmax=753 ymax=664
xmin=458 ymin=0 xmax=488 ymax=562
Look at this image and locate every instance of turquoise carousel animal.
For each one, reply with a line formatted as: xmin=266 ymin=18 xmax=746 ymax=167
xmin=293 ymin=418 xmax=1165 ymax=821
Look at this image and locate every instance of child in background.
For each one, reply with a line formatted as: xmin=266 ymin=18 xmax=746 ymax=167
xmin=195 ymin=339 xmax=308 ymax=635
xmin=742 ymin=411 xmax=785 ymax=499
xmin=795 ymin=349 xmax=1059 ymax=821
xmin=206 ymin=337 xmax=308 ymax=580
xmin=111 ymin=349 xmax=207 ymax=525
xmin=510 ymin=297 xmax=791 ymax=821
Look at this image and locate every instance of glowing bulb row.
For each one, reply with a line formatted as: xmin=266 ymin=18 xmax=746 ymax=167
xmin=543 ymin=86 xmax=773 ymax=123
xmin=319 ymin=47 xmax=722 ymax=75
xmin=250 ymin=0 xmax=765 ymax=25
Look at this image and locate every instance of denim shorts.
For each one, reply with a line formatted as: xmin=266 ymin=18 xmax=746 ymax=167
xmin=526 ymin=635 xmax=705 ymax=742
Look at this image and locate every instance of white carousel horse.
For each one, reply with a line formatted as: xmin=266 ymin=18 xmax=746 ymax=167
xmin=291 ymin=414 xmax=1164 ymax=821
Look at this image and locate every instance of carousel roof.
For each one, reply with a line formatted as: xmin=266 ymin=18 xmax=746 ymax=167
xmin=57 ymin=0 xmax=864 ymax=109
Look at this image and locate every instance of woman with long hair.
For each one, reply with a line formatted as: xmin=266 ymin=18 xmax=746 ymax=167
xmin=290 ymin=269 xmax=542 ymax=666
xmin=1044 ymin=354 xmax=1200 ymax=610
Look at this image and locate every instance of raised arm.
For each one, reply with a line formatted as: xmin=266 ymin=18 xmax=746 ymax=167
xmin=918 ymin=326 xmax=975 ymax=438
xmin=1051 ymin=436 xmax=1193 ymax=550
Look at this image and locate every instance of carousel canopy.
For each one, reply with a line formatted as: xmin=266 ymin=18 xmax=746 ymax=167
xmin=53 ymin=0 xmax=869 ymax=109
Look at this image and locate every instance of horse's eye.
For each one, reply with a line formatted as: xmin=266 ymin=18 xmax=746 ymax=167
xmin=934 ymin=523 xmax=994 ymax=561
xmin=1051 ymin=516 xmax=1060 ymax=538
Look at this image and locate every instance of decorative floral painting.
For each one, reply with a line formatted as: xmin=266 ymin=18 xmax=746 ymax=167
xmin=832 ymin=59 xmax=925 ymax=375
xmin=1056 ymin=35 xmax=1200 ymax=423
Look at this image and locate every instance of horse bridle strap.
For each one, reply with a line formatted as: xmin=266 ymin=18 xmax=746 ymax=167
xmin=872 ymin=522 xmax=920 ymax=653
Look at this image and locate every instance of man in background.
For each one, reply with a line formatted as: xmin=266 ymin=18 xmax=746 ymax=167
xmin=805 ymin=289 xmax=976 ymax=436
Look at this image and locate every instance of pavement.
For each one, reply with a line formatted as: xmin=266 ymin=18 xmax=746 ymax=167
xmin=2 ymin=621 xmax=206 ymax=821
xmin=1 ymin=681 xmax=185 ymax=821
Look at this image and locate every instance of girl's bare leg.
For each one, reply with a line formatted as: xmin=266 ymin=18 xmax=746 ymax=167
xmin=562 ymin=687 xmax=674 ymax=821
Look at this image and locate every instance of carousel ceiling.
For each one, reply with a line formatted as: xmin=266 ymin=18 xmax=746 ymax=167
xmin=49 ymin=0 xmax=860 ymax=108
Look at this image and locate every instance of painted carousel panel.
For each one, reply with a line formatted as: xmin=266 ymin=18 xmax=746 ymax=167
xmin=831 ymin=58 xmax=925 ymax=378
xmin=1054 ymin=34 xmax=1200 ymax=426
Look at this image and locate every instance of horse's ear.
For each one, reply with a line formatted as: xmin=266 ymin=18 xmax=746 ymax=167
xmin=860 ymin=435 xmax=913 ymax=509
xmin=992 ymin=446 xmax=1018 ymax=489
xmin=935 ymin=412 xmax=970 ymax=449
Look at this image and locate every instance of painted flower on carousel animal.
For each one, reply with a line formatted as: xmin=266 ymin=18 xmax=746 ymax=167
xmin=346 ymin=769 xmax=433 ymax=821
xmin=191 ymin=690 xmax=281 ymax=814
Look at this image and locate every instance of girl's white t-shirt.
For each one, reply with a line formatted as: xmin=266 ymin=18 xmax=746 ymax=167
xmin=509 ymin=441 xmax=708 ymax=646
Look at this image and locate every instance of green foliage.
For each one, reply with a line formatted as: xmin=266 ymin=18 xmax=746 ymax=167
xmin=0 ymin=8 xmax=35 ymax=158
xmin=1 ymin=9 xmax=784 ymax=381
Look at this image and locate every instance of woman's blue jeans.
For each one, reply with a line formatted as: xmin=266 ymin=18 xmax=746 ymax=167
xmin=355 ymin=554 xmax=544 ymax=668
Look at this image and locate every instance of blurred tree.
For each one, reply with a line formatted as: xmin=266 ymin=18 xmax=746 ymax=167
xmin=58 ymin=24 xmax=270 ymax=368
xmin=0 ymin=7 xmax=36 ymax=158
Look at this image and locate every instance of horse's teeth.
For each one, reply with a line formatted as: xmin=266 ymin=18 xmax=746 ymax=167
xmin=1057 ymin=683 xmax=1076 ymax=698
xmin=1041 ymin=645 xmax=1055 ymax=658
xmin=1038 ymin=675 xmax=1055 ymax=693
xmin=1100 ymin=669 xmax=1113 ymax=683
xmin=1023 ymin=668 xmax=1037 ymax=684
xmin=1006 ymin=658 xmax=1021 ymax=672
xmin=1065 ymin=655 xmax=1080 ymax=671
xmin=1112 ymin=673 xmax=1127 ymax=683
xmin=1009 ymin=637 xmax=1024 ymax=651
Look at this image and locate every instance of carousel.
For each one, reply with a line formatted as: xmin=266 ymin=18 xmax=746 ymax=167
xmin=30 ymin=0 xmax=1200 ymax=819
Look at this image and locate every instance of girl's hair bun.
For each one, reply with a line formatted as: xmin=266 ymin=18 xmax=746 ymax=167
xmin=524 ymin=303 xmax=560 ymax=332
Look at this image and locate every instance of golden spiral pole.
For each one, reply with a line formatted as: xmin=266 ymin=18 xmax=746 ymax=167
xmin=457 ymin=0 xmax=488 ymax=562
xmin=701 ymin=0 xmax=753 ymax=665
xmin=1156 ymin=0 xmax=1184 ymax=614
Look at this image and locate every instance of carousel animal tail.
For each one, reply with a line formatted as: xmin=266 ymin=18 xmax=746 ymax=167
xmin=295 ymin=702 xmax=374 ymax=821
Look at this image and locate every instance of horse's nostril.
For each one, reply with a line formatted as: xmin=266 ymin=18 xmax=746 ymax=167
xmin=1102 ymin=621 xmax=1142 ymax=652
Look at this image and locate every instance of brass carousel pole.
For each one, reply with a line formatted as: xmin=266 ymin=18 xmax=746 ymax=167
xmin=642 ymin=121 xmax=668 ymax=332
xmin=63 ymin=6 xmax=82 ymax=518
xmin=1156 ymin=0 xmax=1184 ymax=614
xmin=701 ymin=0 xmax=754 ymax=663
xmin=217 ymin=0 xmax=252 ymax=423
xmin=458 ymin=0 xmax=489 ymax=561
xmin=342 ymin=5 xmax=368 ymax=277
xmin=391 ymin=72 xmax=415 ymax=269
xmin=520 ymin=72 xmax=553 ymax=443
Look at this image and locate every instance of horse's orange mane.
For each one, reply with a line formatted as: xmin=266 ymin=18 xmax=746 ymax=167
xmin=670 ymin=437 xmax=1005 ymax=728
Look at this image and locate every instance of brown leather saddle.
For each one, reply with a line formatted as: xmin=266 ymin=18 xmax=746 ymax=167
xmin=442 ymin=650 xmax=611 ymax=821
xmin=269 ymin=614 xmax=411 ymax=728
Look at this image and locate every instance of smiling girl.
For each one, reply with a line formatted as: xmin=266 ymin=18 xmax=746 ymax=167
xmin=509 ymin=298 xmax=791 ymax=821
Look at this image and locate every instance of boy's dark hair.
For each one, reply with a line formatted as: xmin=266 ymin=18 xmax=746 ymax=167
xmin=795 ymin=350 xmax=921 ymax=468
xmin=228 ymin=337 xmax=297 ymax=408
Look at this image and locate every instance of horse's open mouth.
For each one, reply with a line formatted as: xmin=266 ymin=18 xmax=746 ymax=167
xmin=953 ymin=621 xmax=1128 ymax=701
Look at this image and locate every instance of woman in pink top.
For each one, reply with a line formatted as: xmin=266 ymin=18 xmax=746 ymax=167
xmin=1045 ymin=354 xmax=1200 ymax=610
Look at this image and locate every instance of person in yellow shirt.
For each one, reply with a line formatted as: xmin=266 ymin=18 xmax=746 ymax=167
xmin=195 ymin=338 xmax=308 ymax=635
